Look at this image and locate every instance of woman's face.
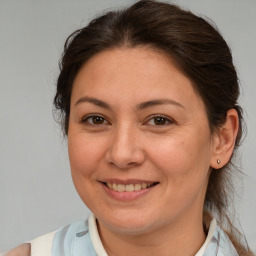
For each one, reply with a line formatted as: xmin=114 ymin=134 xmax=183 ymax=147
xmin=68 ymin=47 xmax=216 ymax=235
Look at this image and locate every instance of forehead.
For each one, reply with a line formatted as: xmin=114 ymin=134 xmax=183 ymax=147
xmin=71 ymin=47 xmax=204 ymax=110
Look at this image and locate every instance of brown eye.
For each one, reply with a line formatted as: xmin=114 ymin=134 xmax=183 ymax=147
xmin=82 ymin=115 xmax=108 ymax=125
xmin=91 ymin=116 xmax=105 ymax=124
xmin=146 ymin=115 xmax=173 ymax=126
xmin=154 ymin=117 xmax=167 ymax=125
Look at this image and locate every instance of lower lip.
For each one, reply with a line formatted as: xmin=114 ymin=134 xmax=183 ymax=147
xmin=102 ymin=183 xmax=157 ymax=202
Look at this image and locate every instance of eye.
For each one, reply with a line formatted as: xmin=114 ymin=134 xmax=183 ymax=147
xmin=81 ymin=115 xmax=109 ymax=125
xmin=147 ymin=115 xmax=173 ymax=126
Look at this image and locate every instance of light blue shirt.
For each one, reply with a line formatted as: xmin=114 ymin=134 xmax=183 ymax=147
xmin=50 ymin=215 xmax=238 ymax=256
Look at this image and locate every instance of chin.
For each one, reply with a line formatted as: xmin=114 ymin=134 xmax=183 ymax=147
xmin=97 ymin=210 xmax=161 ymax=235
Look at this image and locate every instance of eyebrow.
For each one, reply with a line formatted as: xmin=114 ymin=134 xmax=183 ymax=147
xmin=75 ymin=96 xmax=112 ymax=110
xmin=74 ymin=96 xmax=184 ymax=110
xmin=136 ymin=99 xmax=184 ymax=110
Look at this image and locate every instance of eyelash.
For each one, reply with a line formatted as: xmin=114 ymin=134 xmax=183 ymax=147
xmin=80 ymin=114 xmax=174 ymax=127
xmin=146 ymin=115 xmax=174 ymax=126
xmin=80 ymin=114 xmax=109 ymax=126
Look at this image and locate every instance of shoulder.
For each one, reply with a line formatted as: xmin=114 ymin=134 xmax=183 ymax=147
xmin=53 ymin=219 xmax=90 ymax=243
xmin=4 ymin=216 xmax=96 ymax=256
xmin=31 ymin=219 xmax=91 ymax=256
xmin=5 ymin=243 xmax=30 ymax=256
xmin=216 ymin=227 xmax=239 ymax=256
xmin=51 ymin=216 xmax=101 ymax=255
xmin=52 ymin=219 xmax=92 ymax=254
xmin=204 ymin=225 xmax=239 ymax=256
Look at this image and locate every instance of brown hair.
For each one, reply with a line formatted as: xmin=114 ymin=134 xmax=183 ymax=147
xmin=54 ymin=0 xmax=253 ymax=254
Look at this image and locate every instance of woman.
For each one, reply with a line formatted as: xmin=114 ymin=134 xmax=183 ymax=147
xmin=6 ymin=0 xmax=254 ymax=255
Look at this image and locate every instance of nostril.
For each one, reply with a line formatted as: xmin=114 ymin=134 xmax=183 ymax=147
xmin=109 ymin=161 xmax=138 ymax=169
xmin=127 ymin=162 xmax=139 ymax=167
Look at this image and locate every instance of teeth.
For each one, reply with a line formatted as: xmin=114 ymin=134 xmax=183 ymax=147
xmin=142 ymin=183 xmax=147 ymax=189
xmin=134 ymin=184 xmax=142 ymax=191
xmin=106 ymin=182 xmax=155 ymax=192
xmin=126 ymin=184 xmax=134 ymax=192
xmin=113 ymin=183 xmax=118 ymax=191
xmin=117 ymin=184 xmax=125 ymax=192
xmin=107 ymin=183 xmax=113 ymax=189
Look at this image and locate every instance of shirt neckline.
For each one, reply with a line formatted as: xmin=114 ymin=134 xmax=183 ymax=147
xmin=88 ymin=214 xmax=217 ymax=256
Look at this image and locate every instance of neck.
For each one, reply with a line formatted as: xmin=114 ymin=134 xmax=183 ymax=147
xmin=97 ymin=211 xmax=206 ymax=256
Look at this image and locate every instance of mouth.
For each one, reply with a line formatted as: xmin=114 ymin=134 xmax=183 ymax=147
xmin=102 ymin=181 xmax=158 ymax=192
xmin=100 ymin=180 xmax=159 ymax=201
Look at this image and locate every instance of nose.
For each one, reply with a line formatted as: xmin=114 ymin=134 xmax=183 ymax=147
xmin=105 ymin=124 xmax=146 ymax=169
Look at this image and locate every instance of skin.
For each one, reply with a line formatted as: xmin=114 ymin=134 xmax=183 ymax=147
xmin=5 ymin=243 xmax=30 ymax=256
xmin=7 ymin=47 xmax=238 ymax=256
xmin=68 ymin=47 xmax=238 ymax=256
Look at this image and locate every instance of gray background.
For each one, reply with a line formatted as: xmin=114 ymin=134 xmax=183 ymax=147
xmin=0 ymin=0 xmax=255 ymax=252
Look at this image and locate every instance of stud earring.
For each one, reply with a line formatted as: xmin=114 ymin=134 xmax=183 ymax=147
xmin=217 ymin=159 xmax=221 ymax=165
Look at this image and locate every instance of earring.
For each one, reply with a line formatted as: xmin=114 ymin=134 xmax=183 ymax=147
xmin=217 ymin=159 xmax=221 ymax=165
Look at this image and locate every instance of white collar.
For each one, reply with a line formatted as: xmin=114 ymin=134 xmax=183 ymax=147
xmin=89 ymin=214 xmax=108 ymax=256
xmin=88 ymin=214 xmax=217 ymax=256
xmin=195 ymin=218 xmax=217 ymax=256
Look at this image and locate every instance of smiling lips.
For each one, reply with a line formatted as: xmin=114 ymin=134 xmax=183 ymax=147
xmin=101 ymin=180 xmax=159 ymax=201
xmin=106 ymin=182 xmax=155 ymax=192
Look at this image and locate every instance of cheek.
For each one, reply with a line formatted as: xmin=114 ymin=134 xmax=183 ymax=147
xmin=68 ymin=134 xmax=105 ymax=179
xmin=148 ymin=130 xmax=212 ymax=183
xmin=148 ymin=134 xmax=211 ymax=213
xmin=67 ymin=133 xmax=107 ymax=208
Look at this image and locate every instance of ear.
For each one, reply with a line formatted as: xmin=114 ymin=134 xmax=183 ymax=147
xmin=210 ymin=109 xmax=239 ymax=169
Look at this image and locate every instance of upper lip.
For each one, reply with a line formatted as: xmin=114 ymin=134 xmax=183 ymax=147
xmin=100 ymin=179 xmax=158 ymax=185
